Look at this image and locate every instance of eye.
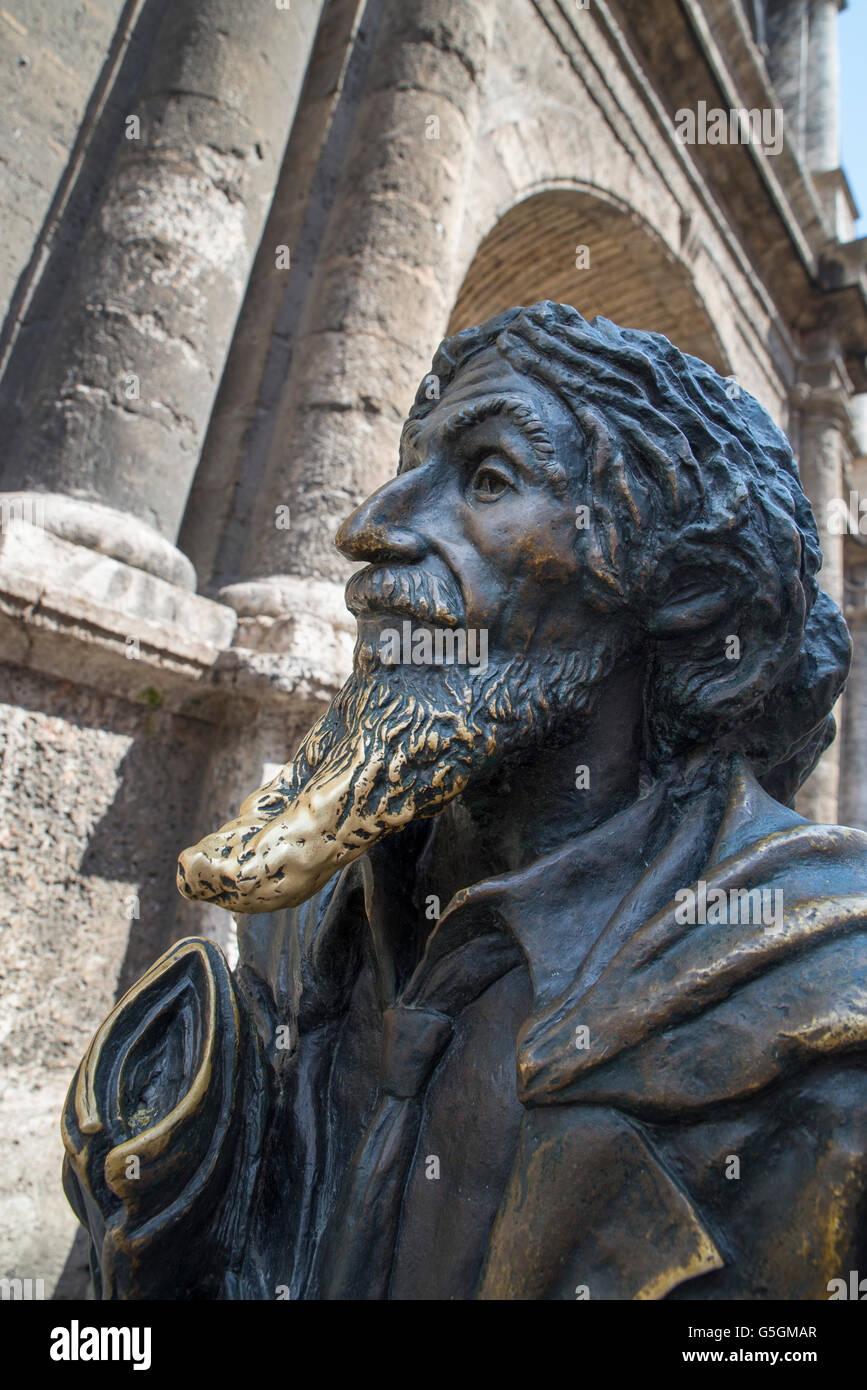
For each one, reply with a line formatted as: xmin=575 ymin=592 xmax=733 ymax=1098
xmin=468 ymin=459 xmax=514 ymax=503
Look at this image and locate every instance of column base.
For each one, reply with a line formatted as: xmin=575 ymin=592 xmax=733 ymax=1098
xmin=0 ymin=491 xmax=197 ymax=590
xmin=0 ymin=517 xmax=235 ymax=713
xmin=219 ymin=574 xmax=355 ymax=692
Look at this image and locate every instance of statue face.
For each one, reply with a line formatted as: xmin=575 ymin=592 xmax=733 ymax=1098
xmin=178 ymin=348 xmax=631 ymax=915
xmin=337 ymin=347 xmax=602 ymax=670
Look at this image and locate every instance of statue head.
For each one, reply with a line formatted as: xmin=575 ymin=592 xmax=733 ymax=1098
xmin=177 ymin=302 xmax=851 ymax=914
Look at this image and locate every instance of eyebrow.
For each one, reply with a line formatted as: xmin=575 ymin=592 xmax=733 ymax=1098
xmin=399 ymin=394 xmax=568 ymax=493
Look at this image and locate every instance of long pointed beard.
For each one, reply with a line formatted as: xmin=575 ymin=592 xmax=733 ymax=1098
xmin=177 ymin=641 xmax=616 ymax=914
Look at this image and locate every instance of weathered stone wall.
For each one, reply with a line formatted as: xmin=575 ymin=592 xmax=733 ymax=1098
xmin=0 ymin=663 xmax=213 ymax=1296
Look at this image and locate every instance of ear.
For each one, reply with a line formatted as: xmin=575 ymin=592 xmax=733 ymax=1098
xmin=643 ymin=567 xmax=731 ymax=637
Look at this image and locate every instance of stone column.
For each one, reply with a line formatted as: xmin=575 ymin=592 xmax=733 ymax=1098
xmin=0 ymin=0 xmax=324 ymax=588
xmin=794 ymin=381 xmax=851 ymax=824
xmin=852 ymin=394 xmax=867 ymax=457
xmin=798 ymin=386 xmax=848 ymax=610
xmin=749 ymin=0 xmax=768 ymax=50
xmin=764 ymin=0 xmax=810 ymax=153
xmin=178 ymin=0 xmax=377 ymax=597
xmin=220 ymin=0 xmax=497 ymax=650
xmin=839 ymin=592 xmax=867 ymax=831
xmin=806 ymin=0 xmax=842 ymax=174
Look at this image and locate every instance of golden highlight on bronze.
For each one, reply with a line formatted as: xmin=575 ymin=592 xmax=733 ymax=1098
xmin=176 ymin=666 xmax=483 ymax=913
xmin=175 ymin=632 xmax=600 ymax=914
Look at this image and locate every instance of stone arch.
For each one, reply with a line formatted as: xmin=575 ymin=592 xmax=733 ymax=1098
xmin=447 ymin=188 xmax=731 ymax=376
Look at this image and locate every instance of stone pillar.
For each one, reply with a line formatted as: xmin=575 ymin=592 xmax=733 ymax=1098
xmin=852 ymin=394 xmax=867 ymax=457
xmin=220 ymin=0 xmax=497 ymax=647
xmin=794 ymin=381 xmax=850 ymax=824
xmin=0 ymin=0 xmax=324 ymax=588
xmin=765 ymin=0 xmax=810 ymax=153
xmin=798 ymin=386 xmax=847 ymax=610
xmin=806 ymin=0 xmax=842 ymax=174
xmin=749 ymin=0 xmax=768 ymax=50
xmin=839 ymin=593 xmax=867 ymax=831
xmin=178 ymin=0 xmax=377 ymax=597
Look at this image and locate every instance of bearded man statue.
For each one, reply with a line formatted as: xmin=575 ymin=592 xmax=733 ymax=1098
xmin=62 ymin=302 xmax=867 ymax=1301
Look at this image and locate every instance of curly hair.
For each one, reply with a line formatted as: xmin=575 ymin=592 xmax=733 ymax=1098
xmin=406 ymin=301 xmax=851 ymax=804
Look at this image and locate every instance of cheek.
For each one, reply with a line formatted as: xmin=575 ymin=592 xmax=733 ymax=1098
xmin=508 ymin=502 xmax=579 ymax=585
xmin=514 ymin=534 xmax=577 ymax=584
xmin=465 ymin=498 xmax=577 ymax=576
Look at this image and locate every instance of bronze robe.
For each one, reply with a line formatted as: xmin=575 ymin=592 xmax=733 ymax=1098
xmin=62 ymin=752 xmax=867 ymax=1299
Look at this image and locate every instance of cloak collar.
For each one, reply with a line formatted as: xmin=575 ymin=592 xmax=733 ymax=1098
xmin=380 ymin=749 xmax=867 ymax=1117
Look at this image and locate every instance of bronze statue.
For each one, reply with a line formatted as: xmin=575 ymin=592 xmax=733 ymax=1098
xmin=62 ymin=302 xmax=867 ymax=1300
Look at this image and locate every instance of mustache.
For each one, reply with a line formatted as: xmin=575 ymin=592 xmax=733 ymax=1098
xmin=345 ymin=564 xmax=465 ymax=627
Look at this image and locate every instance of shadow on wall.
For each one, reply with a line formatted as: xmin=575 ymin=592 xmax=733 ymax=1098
xmin=76 ymin=706 xmax=214 ymax=997
xmin=2 ymin=664 xmax=213 ymax=1002
xmin=1 ymin=665 xmax=216 ymax=1299
xmin=52 ymin=1226 xmax=92 ymax=1302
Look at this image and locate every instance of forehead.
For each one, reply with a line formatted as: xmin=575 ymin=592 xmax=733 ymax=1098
xmin=432 ymin=346 xmax=528 ymax=414
xmin=411 ymin=345 xmax=578 ymax=447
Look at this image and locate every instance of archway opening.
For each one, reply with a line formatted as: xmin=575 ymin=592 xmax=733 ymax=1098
xmin=449 ymin=190 xmax=729 ymax=374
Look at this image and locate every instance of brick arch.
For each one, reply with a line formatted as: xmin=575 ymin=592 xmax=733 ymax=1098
xmin=447 ymin=189 xmax=731 ymax=375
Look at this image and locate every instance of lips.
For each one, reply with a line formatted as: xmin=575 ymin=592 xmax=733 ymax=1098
xmin=345 ymin=565 xmax=464 ymax=627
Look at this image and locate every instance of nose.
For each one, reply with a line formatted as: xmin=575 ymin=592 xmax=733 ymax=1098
xmin=335 ymin=476 xmax=427 ymax=563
